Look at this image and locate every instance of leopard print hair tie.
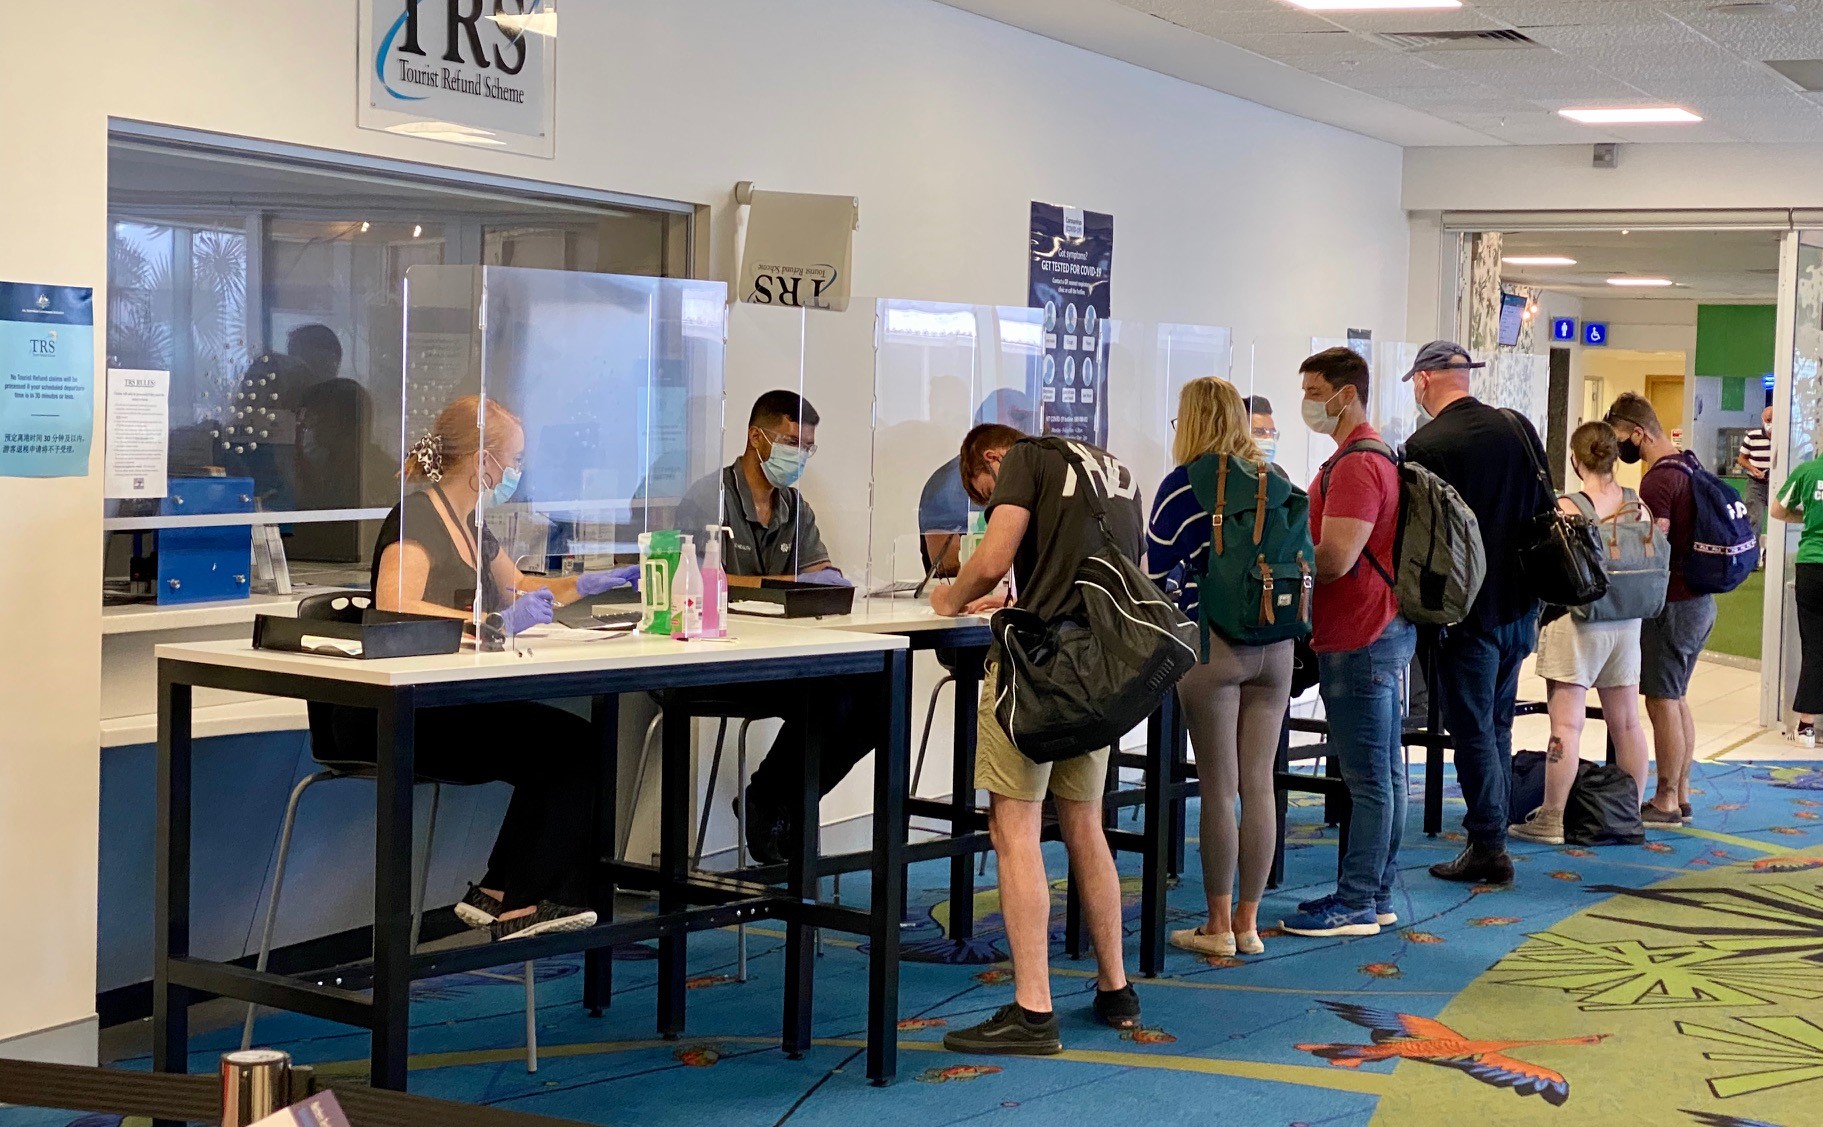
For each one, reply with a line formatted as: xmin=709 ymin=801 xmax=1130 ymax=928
xmin=407 ymin=433 xmax=445 ymax=483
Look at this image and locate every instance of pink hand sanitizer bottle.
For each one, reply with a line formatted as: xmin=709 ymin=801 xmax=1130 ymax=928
xmin=699 ymin=526 xmax=729 ymax=638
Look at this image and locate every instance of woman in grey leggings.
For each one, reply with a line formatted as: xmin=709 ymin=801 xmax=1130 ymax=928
xmin=1147 ymin=377 xmax=1296 ymax=957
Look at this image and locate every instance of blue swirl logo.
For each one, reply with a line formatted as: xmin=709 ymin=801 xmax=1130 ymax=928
xmin=375 ymin=6 xmax=427 ymax=101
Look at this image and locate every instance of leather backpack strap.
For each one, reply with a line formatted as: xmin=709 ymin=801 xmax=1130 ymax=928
xmin=1253 ymin=459 xmax=1270 ymax=545
xmin=1213 ymin=457 xmax=1229 ymax=556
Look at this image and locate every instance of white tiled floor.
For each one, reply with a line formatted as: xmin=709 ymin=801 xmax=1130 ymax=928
xmin=1511 ymin=655 xmax=1807 ymax=764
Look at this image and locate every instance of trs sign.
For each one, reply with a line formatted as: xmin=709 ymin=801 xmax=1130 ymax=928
xmin=1583 ymin=321 xmax=1610 ymax=347
xmin=1551 ymin=318 xmax=1578 ymax=343
xmin=358 ymin=0 xmax=557 ymax=158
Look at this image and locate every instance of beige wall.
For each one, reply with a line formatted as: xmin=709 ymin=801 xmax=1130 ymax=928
xmin=1580 ymin=349 xmax=1688 ymax=488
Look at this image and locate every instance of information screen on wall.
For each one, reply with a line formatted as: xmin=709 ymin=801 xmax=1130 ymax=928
xmin=358 ymin=0 xmax=557 ymax=158
xmin=0 ymin=282 xmax=93 ymax=479
xmin=1029 ymin=202 xmax=1112 ymax=446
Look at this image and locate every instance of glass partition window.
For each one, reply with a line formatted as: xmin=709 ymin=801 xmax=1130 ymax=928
xmin=400 ymin=266 xmax=728 ymax=647
xmin=102 ymin=136 xmax=694 ymax=602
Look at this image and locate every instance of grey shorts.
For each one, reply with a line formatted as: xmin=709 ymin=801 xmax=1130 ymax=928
xmin=1640 ymin=595 xmax=1717 ymax=700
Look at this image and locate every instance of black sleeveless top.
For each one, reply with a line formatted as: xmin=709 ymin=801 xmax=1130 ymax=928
xmin=369 ymin=486 xmax=507 ymax=614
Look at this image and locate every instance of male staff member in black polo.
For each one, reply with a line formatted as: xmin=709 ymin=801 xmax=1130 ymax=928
xmin=1402 ymin=341 xmax=1552 ymax=886
xmin=675 ymin=390 xmax=861 ymax=863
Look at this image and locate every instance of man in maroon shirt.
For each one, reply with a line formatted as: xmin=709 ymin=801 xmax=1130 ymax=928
xmin=1604 ymin=392 xmax=1715 ymax=826
xmin=1279 ymin=348 xmax=1416 ymax=938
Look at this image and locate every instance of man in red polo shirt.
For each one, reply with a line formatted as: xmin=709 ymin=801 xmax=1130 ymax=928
xmin=1279 ymin=347 xmax=1416 ymax=938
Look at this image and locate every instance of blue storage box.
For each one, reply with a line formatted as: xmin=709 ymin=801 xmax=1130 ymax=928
xmin=157 ymin=477 xmax=254 ymax=605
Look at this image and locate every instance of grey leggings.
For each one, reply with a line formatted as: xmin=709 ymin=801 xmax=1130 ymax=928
xmin=1177 ymin=636 xmax=1295 ymax=905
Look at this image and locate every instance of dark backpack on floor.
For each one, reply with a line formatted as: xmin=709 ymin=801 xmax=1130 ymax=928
xmin=1664 ymin=452 xmax=1759 ymax=594
xmin=1565 ymin=763 xmax=1645 ymax=846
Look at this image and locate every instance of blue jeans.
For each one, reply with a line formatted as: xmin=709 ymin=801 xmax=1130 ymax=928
xmin=1319 ymin=616 xmax=1417 ymax=912
xmin=1436 ymin=611 xmax=1540 ymax=849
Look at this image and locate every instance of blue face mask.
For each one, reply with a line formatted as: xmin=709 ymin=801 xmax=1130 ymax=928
xmin=760 ymin=432 xmax=810 ymax=488
xmin=489 ymin=464 xmax=521 ymax=507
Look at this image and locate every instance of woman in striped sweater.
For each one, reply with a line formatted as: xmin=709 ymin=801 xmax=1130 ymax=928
xmin=1147 ymin=377 xmax=1295 ymax=958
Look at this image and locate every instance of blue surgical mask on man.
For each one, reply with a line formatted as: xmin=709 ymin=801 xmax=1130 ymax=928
xmin=760 ymin=430 xmax=811 ymax=488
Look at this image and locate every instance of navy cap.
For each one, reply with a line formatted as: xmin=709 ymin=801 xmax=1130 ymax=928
xmin=1402 ymin=340 xmax=1486 ymax=382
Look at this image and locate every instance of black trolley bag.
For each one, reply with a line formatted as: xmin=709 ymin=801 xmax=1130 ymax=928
xmin=991 ymin=439 xmax=1200 ymax=763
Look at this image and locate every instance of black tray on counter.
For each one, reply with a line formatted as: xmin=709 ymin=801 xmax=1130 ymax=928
xmin=728 ymin=579 xmax=856 ymax=619
xmin=253 ymin=608 xmax=464 ymax=660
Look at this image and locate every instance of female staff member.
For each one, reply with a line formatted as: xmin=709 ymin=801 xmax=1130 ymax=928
xmin=1147 ymin=377 xmax=1294 ymax=957
xmin=1511 ymin=422 xmax=1656 ymax=844
xmin=329 ymin=395 xmax=628 ymax=940
xmin=1773 ymin=449 xmax=1823 ymax=747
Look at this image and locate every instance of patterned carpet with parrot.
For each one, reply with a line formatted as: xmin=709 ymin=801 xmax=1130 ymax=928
xmin=10 ymin=758 xmax=1823 ymax=1127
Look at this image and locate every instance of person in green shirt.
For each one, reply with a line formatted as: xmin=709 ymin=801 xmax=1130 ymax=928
xmin=1772 ymin=456 xmax=1823 ymax=746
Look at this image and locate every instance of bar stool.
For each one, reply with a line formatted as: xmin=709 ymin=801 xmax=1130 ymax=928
xmin=239 ymin=592 xmax=539 ymax=1072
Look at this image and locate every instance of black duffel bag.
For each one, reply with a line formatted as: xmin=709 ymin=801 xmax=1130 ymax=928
xmin=1565 ymin=763 xmax=1645 ymax=846
xmin=1503 ymin=410 xmax=1608 ymax=608
xmin=992 ymin=440 xmax=1199 ymax=763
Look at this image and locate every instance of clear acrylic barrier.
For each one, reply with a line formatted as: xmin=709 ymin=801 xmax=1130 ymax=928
xmin=719 ymin=302 xmax=821 ymax=582
xmin=865 ymin=301 xmax=1042 ymax=597
xmin=397 ymin=265 xmax=728 ymax=648
xmin=1107 ymin=319 xmax=1243 ymax=501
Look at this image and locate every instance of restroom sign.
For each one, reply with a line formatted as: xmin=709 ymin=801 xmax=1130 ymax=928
xmin=1583 ymin=321 xmax=1610 ymax=347
xmin=1551 ymin=318 xmax=1578 ymax=343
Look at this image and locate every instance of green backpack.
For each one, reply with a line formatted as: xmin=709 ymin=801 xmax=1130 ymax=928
xmin=1185 ymin=454 xmax=1315 ymax=651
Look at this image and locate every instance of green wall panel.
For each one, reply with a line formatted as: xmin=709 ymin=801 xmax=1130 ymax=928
xmin=1696 ymin=304 xmax=1776 ymax=380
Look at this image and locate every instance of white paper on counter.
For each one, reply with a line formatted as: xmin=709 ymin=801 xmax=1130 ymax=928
xmin=104 ymin=367 xmax=169 ymax=498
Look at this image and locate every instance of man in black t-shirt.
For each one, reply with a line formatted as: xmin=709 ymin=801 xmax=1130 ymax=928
xmin=931 ymin=425 xmax=1144 ymax=1054
xmin=1401 ymin=341 xmax=1552 ymax=888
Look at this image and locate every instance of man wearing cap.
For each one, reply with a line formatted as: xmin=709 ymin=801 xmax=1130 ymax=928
xmin=1605 ymin=392 xmax=1712 ymax=826
xmin=1402 ymin=341 xmax=1553 ymax=886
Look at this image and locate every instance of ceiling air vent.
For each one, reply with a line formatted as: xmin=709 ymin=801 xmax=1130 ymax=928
xmin=1377 ymin=29 xmax=1541 ymax=51
xmin=1766 ymin=60 xmax=1823 ymax=92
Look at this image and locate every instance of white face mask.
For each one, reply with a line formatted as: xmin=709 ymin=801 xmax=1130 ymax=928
xmin=1301 ymin=389 xmax=1345 ymax=436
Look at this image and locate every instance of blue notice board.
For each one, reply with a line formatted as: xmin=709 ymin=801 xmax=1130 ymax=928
xmin=0 ymin=282 xmax=94 ymax=477
xmin=1583 ymin=321 xmax=1610 ymax=347
xmin=1552 ymin=317 xmax=1578 ymax=343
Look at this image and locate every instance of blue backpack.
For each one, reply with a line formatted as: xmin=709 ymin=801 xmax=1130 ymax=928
xmin=1665 ymin=452 xmax=1758 ymax=595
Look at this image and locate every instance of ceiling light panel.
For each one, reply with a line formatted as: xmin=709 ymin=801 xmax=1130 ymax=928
xmin=1559 ymin=106 xmax=1704 ymax=123
xmin=1607 ymin=277 xmax=1675 ymax=287
xmin=1503 ymin=256 xmax=1577 ymax=266
xmin=1283 ymin=1 xmax=1463 ymax=10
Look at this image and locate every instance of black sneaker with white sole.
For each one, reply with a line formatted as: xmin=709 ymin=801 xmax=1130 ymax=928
xmin=455 ymin=884 xmax=504 ymax=929
xmin=942 ymin=1005 xmax=1063 ymax=1056
xmin=490 ymin=902 xmax=598 ymax=941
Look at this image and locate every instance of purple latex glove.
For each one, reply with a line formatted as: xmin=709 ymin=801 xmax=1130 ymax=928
xmin=576 ymin=564 xmax=640 ymax=596
xmin=794 ymin=567 xmax=852 ymax=588
xmin=500 ymin=588 xmax=556 ymax=634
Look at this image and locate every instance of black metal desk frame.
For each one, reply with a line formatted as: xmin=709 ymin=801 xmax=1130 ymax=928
xmin=153 ymin=645 xmax=910 ymax=1102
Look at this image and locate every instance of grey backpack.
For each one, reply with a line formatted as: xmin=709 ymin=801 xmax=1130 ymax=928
xmin=1322 ymin=440 xmax=1486 ymax=627
xmin=1566 ymin=488 xmax=1670 ymax=623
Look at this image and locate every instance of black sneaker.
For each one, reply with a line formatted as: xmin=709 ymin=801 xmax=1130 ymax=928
xmin=490 ymin=902 xmax=598 ymax=941
xmin=741 ymin=787 xmax=791 ymax=866
xmin=1092 ymin=984 xmax=1141 ymax=1030
xmin=942 ymin=1004 xmax=1063 ymax=1056
xmin=454 ymin=884 xmax=504 ymax=929
xmin=1429 ymin=843 xmax=1515 ymax=885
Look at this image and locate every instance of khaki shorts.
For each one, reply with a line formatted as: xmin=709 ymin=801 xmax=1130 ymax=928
xmin=974 ymin=660 xmax=1110 ymax=803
